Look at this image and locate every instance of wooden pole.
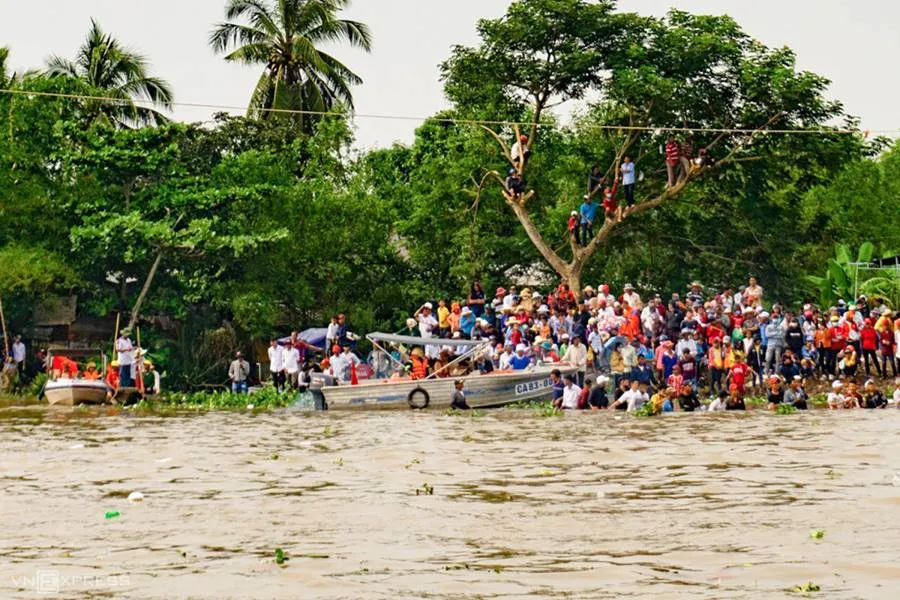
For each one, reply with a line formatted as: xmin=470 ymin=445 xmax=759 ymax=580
xmin=0 ymin=295 xmax=8 ymax=359
xmin=112 ymin=312 xmax=120 ymax=359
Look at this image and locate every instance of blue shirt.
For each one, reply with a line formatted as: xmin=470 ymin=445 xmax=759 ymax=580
xmin=580 ymin=201 xmax=598 ymax=225
xmin=621 ymin=162 xmax=635 ymax=185
xmin=460 ymin=314 xmax=475 ymax=336
xmin=509 ymin=355 xmax=531 ymax=370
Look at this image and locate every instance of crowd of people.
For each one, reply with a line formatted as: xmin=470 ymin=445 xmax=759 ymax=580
xmin=508 ymin=133 xmax=716 ymax=247
xmin=399 ymin=276 xmax=900 ymax=412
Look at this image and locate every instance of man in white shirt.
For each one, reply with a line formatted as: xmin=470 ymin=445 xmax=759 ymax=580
xmin=510 ymin=134 xmax=529 ymax=166
xmin=283 ymin=344 xmax=300 ymax=390
xmin=415 ymin=302 xmax=439 ymax=359
xmin=331 ymin=346 xmax=360 ymax=383
xmin=12 ymin=335 xmax=26 ymax=379
xmin=116 ymin=329 xmax=135 ymax=387
xmin=562 ymin=336 xmax=588 ymax=386
xmin=268 ymin=339 xmax=285 ymax=393
xmin=560 ymin=375 xmax=582 ymax=409
xmin=498 ymin=344 xmax=514 ymax=370
xmin=503 ymin=285 xmax=517 ymax=309
xmin=622 ymin=283 xmax=641 ymax=308
xmin=708 ymin=391 xmax=727 ymax=411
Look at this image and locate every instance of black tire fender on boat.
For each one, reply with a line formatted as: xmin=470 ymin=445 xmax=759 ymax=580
xmin=407 ymin=386 xmax=430 ymax=410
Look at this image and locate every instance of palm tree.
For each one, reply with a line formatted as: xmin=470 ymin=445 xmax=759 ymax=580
xmin=46 ymin=19 xmax=173 ymax=126
xmin=0 ymin=46 xmax=12 ymax=87
xmin=210 ymin=0 xmax=372 ymax=121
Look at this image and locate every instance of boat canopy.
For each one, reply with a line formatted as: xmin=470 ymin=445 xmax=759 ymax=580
xmin=367 ymin=332 xmax=486 ymax=348
xmin=47 ymin=348 xmax=107 ymax=358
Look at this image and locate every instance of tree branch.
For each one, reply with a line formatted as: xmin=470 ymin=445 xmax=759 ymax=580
xmin=480 ymin=125 xmax=515 ymax=170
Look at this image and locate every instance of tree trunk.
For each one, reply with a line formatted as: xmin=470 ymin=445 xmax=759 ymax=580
xmin=127 ymin=250 xmax=163 ymax=332
xmin=506 ymin=199 xmax=568 ymax=276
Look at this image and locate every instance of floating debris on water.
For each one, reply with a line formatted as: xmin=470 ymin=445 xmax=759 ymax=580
xmin=791 ymin=581 xmax=820 ymax=593
xmin=416 ymin=483 xmax=434 ymax=496
xmin=127 ymin=491 xmax=144 ymax=503
xmin=104 ymin=511 xmax=120 ymax=520
xmin=809 ymin=529 xmax=824 ymax=539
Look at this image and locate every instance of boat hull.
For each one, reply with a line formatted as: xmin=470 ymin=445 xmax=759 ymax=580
xmin=45 ymin=380 xmax=110 ymax=406
xmin=319 ymin=366 xmax=577 ymax=410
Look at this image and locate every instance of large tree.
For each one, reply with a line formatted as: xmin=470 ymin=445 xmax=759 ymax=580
xmin=441 ymin=0 xmax=858 ymax=295
xmin=210 ymin=0 xmax=372 ymax=124
xmin=46 ymin=19 xmax=173 ymax=126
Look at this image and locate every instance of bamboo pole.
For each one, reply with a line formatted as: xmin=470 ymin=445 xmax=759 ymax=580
xmin=0 ymin=295 xmax=8 ymax=359
xmin=112 ymin=312 xmax=120 ymax=358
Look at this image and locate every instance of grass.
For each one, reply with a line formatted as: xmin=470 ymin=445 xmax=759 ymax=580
xmin=776 ymin=404 xmax=798 ymax=415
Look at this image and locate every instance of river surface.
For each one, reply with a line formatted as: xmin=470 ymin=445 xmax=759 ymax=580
xmin=1 ymin=406 xmax=899 ymax=599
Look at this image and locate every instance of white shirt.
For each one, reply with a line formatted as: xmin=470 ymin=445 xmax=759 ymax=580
xmin=562 ymin=343 xmax=588 ymax=369
xmin=268 ymin=345 xmax=284 ymax=372
xmin=708 ymin=397 xmax=727 ymax=411
xmin=499 ymin=351 xmax=513 ymax=371
xmin=326 ymin=322 xmax=339 ymax=341
xmin=418 ymin=313 xmax=438 ymax=337
xmin=116 ymin=336 xmax=134 ymax=366
xmin=503 ymin=294 xmax=515 ymax=309
xmin=283 ymin=347 xmax=300 ymax=374
xmin=511 ymin=140 xmax=528 ymax=161
xmin=622 ymin=389 xmax=648 ymax=412
xmin=827 ymin=392 xmax=844 ymax=407
xmin=622 ymin=291 xmax=641 ymax=307
xmin=561 ymin=383 xmax=582 ymax=409
xmin=12 ymin=341 xmax=26 ymax=363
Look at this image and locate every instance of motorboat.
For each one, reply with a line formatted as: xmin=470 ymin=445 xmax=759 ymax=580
xmin=44 ymin=378 xmax=110 ymax=406
xmin=313 ymin=332 xmax=576 ymax=410
xmin=43 ymin=348 xmax=110 ymax=406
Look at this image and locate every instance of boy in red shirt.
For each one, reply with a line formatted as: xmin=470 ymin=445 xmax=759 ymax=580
xmin=602 ymin=181 xmax=619 ymax=220
xmin=727 ymin=352 xmax=753 ymax=396
xmin=665 ymin=136 xmax=681 ymax=188
xmin=567 ymin=211 xmax=579 ymax=245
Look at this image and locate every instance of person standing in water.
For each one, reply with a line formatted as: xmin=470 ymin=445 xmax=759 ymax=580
xmin=450 ymin=380 xmax=470 ymax=410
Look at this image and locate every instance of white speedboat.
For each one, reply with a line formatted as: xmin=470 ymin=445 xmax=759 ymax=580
xmin=315 ymin=332 xmax=576 ymax=410
xmin=45 ymin=378 xmax=110 ymax=406
xmin=43 ymin=348 xmax=111 ymax=406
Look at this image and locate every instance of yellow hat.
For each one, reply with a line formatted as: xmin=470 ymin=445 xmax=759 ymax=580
xmin=111 ymin=360 xmax=119 ymax=367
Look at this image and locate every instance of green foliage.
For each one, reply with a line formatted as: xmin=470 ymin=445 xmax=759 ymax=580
xmin=45 ymin=19 xmax=173 ymax=126
xmin=210 ymin=0 xmax=372 ymax=127
xmin=147 ymin=386 xmax=295 ymax=410
xmin=775 ymin=404 xmax=798 ymax=415
xmin=633 ymin=401 xmax=659 ymax=417
xmin=805 ymin=242 xmax=898 ymax=307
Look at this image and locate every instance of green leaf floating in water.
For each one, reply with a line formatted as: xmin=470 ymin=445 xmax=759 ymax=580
xmin=810 ymin=529 xmax=825 ymax=539
xmin=104 ymin=511 xmax=120 ymax=520
xmin=275 ymin=548 xmax=286 ymax=565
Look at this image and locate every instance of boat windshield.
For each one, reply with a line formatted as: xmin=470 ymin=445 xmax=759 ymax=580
xmin=366 ymin=333 xmax=491 ymax=381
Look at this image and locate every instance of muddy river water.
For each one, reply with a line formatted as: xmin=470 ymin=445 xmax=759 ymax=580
xmin=1 ymin=406 xmax=899 ymax=599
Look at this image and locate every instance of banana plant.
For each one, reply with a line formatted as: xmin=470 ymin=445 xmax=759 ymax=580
xmin=805 ymin=242 xmax=878 ymax=307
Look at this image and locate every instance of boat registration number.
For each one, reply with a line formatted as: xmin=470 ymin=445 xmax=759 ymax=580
xmin=515 ymin=378 xmax=552 ymax=395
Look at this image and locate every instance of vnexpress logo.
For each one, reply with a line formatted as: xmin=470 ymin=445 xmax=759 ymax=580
xmin=35 ymin=570 xmax=60 ymax=594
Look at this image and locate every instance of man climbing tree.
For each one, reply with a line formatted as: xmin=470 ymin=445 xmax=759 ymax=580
xmin=441 ymin=0 xmax=852 ymax=296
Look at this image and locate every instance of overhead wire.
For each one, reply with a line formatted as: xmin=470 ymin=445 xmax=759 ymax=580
xmin=0 ymin=86 xmax=893 ymax=136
